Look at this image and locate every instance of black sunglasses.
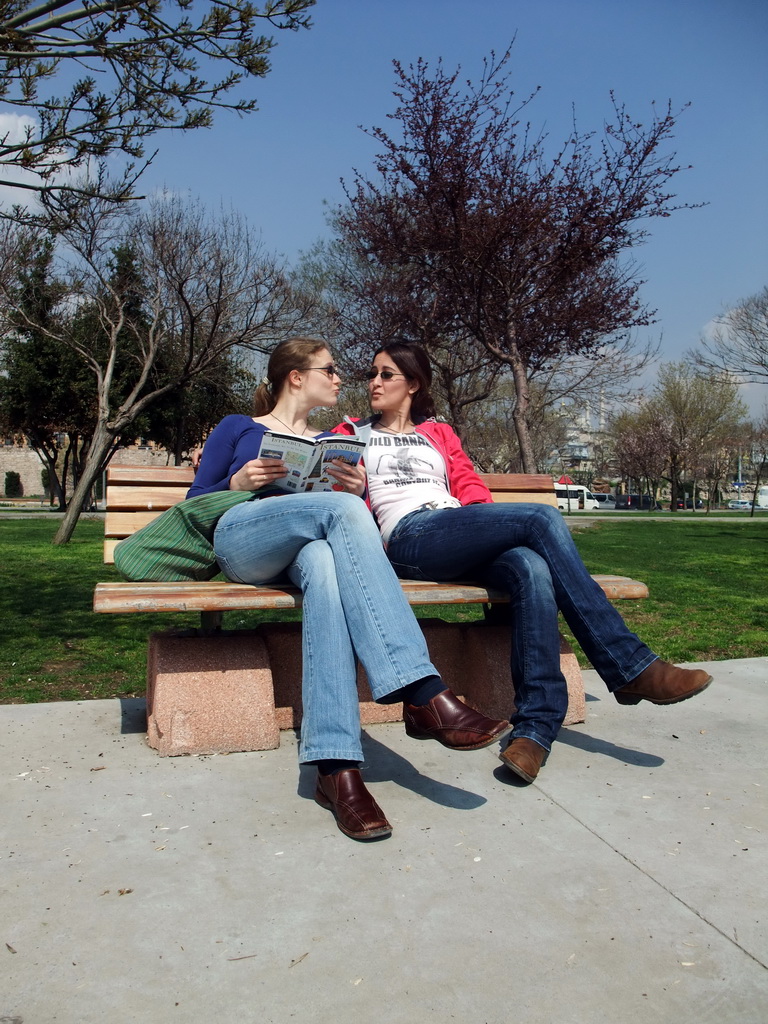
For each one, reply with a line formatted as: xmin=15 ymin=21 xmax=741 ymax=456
xmin=306 ymin=365 xmax=340 ymax=378
xmin=366 ymin=369 xmax=408 ymax=381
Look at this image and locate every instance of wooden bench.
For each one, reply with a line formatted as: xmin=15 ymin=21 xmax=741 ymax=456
xmin=94 ymin=466 xmax=649 ymax=755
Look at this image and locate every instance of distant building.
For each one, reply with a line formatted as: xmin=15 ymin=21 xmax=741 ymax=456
xmin=0 ymin=436 xmax=185 ymax=500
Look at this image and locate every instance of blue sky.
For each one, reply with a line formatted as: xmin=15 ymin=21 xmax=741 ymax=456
xmin=5 ymin=0 xmax=768 ymax=410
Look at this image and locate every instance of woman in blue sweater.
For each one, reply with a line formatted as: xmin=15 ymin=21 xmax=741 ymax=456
xmin=189 ymin=337 xmax=509 ymax=841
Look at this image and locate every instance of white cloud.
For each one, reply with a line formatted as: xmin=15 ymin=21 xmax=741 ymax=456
xmin=0 ymin=108 xmax=105 ymax=211
xmin=741 ymin=382 xmax=767 ymax=418
xmin=0 ymin=110 xmax=46 ymax=209
xmin=0 ymin=111 xmax=38 ymax=144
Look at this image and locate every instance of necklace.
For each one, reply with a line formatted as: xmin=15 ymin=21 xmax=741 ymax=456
xmin=270 ymin=412 xmax=310 ymax=436
xmin=375 ymin=420 xmax=415 ymax=435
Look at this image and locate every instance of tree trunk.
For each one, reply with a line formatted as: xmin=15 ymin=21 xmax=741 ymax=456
xmin=668 ymin=456 xmax=681 ymax=511
xmin=61 ymin=439 xmax=76 ymax=509
xmin=449 ymin=402 xmax=469 ymax=445
xmin=749 ymin=471 xmax=762 ymax=519
xmin=509 ymin=349 xmax=537 ymax=473
xmin=32 ymin=445 xmax=65 ymax=509
xmin=52 ymin=424 xmax=115 ymax=544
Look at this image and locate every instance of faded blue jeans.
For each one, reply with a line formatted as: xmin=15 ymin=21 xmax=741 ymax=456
xmin=386 ymin=502 xmax=657 ymax=751
xmin=213 ymin=492 xmax=438 ymax=764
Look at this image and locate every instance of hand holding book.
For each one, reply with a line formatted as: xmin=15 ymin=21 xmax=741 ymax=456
xmin=254 ymin=431 xmax=366 ymax=494
xmin=324 ymin=455 xmax=367 ymax=496
xmin=229 ymin=455 xmax=289 ymax=492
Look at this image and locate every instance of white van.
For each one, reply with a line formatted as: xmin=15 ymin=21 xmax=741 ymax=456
xmin=553 ymin=483 xmax=600 ymax=511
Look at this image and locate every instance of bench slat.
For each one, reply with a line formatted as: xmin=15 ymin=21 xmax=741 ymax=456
xmin=100 ymin=468 xmax=560 ymax=551
xmin=94 ymin=580 xmax=506 ymax=612
xmin=481 ymin=473 xmax=555 ymax=492
xmin=481 ymin=474 xmax=558 ymax=507
xmin=105 ymin=510 xmax=163 ymax=536
xmin=107 ymin=466 xmax=195 ymax=485
xmin=107 ymin=484 xmax=190 ymax=511
xmin=94 ymin=573 xmax=648 ymax=614
xmin=489 ymin=491 xmax=557 ymax=506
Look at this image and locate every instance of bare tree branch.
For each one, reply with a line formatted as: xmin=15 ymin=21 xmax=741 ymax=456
xmin=689 ymin=285 xmax=768 ymax=385
xmin=0 ymin=1 xmax=314 ymax=203
xmin=0 ymin=191 xmax=315 ymax=541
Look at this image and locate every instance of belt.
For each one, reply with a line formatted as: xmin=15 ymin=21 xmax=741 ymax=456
xmin=415 ymin=499 xmax=460 ymax=511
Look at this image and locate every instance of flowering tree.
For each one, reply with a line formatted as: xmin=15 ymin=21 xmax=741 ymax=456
xmin=333 ymin=48 xmax=697 ymax=470
xmin=610 ymin=406 xmax=671 ymax=506
xmin=609 ymin=363 xmax=748 ymax=508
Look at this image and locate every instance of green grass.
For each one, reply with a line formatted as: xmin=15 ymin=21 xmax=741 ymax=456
xmin=0 ymin=517 xmax=766 ymax=703
xmin=565 ymin=519 xmax=768 ymax=663
xmin=0 ymin=520 xmax=303 ymax=704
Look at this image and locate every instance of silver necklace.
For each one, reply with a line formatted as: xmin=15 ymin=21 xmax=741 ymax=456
xmin=375 ymin=421 xmax=415 ymax=434
xmin=270 ymin=412 xmax=309 ymax=436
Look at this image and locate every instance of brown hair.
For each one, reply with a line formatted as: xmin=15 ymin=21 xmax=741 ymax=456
xmin=253 ymin=337 xmax=329 ymax=415
xmin=373 ymin=341 xmax=436 ymax=420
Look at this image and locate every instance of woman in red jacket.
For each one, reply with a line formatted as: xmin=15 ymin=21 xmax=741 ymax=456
xmin=334 ymin=341 xmax=712 ymax=784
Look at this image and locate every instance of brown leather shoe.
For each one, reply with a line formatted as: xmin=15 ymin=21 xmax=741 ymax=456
xmin=498 ymin=737 xmax=547 ymax=783
xmin=403 ymin=690 xmax=510 ymax=750
xmin=614 ymin=659 xmax=713 ymax=706
xmin=314 ymin=768 xmax=392 ymax=841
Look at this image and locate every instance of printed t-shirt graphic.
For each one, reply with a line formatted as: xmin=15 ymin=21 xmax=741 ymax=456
xmin=366 ymin=431 xmax=460 ymax=543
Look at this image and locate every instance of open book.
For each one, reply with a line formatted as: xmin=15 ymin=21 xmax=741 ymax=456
xmin=256 ymin=430 xmax=366 ymax=493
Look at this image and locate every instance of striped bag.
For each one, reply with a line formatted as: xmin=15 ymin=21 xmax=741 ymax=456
xmin=113 ymin=490 xmax=257 ymax=582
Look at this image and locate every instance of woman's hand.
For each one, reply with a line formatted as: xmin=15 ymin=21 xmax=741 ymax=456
xmin=325 ymin=459 xmax=367 ymax=497
xmin=229 ymin=458 xmax=287 ymax=491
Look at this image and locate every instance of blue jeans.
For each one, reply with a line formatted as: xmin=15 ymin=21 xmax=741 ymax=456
xmin=386 ymin=503 xmax=657 ymax=751
xmin=213 ymin=492 xmax=438 ymax=764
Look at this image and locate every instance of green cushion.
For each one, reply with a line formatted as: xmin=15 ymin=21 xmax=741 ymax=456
xmin=113 ymin=490 xmax=257 ymax=582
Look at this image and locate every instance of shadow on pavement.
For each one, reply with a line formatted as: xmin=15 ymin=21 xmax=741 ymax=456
xmin=555 ymin=724 xmax=665 ymax=767
xmin=296 ymin=729 xmax=487 ymax=810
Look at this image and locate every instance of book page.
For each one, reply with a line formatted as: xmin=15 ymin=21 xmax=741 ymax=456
xmin=257 ymin=431 xmax=317 ymax=493
xmin=256 ymin=432 xmax=365 ymax=493
xmin=304 ymin=438 xmax=366 ymax=492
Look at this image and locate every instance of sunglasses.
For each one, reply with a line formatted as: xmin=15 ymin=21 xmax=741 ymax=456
xmin=306 ymin=365 xmax=340 ymax=378
xmin=366 ymin=369 xmax=408 ymax=381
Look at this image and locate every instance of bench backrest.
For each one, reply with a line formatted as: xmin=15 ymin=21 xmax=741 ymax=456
xmin=103 ymin=465 xmax=556 ymax=564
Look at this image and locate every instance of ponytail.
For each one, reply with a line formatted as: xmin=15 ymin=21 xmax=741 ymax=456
xmin=253 ymin=337 xmax=329 ymax=414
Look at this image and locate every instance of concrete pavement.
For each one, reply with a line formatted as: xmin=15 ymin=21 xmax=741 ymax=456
xmin=2 ymin=657 xmax=767 ymax=1023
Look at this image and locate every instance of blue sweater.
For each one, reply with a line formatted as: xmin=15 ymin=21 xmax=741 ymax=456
xmin=187 ymin=414 xmax=332 ymax=498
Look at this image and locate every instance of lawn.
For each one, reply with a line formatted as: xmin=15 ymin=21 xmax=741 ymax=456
xmin=0 ymin=517 xmax=766 ymax=703
xmin=563 ymin=517 xmax=768 ymax=664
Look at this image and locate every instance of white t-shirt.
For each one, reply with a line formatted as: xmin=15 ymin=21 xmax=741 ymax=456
xmin=366 ymin=429 xmax=461 ymax=542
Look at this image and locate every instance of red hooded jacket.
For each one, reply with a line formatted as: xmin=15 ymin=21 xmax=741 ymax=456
xmin=332 ymin=416 xmax=493 ymax=507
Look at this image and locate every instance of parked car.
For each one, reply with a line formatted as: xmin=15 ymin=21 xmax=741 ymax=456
xmin=592 ymin=493 xmax=616 ymax=510
xmin=614 ymin=493 xmax=663 ymax=511
xmin=728 ymin=499 xmax=753 ymax=510
xmin=672 ymin=498 xmax=704 ymax=509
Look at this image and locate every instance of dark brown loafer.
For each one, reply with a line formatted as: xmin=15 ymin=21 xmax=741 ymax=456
xmin=314 ymin=768 xmax=392 ymax=841
xmin=615 ymin=660 xmax=713 ymax=706
xmin=404 ymin=690 xmax=510 ymax=750
xmin=498 ymin=737 xmax=547 ymax=783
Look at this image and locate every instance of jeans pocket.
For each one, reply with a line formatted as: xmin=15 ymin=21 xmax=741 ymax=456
xmin=215 ymin=551 xmax=248 ymax=585
xmin=389 ymin=560 xmax=429 ymax=581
